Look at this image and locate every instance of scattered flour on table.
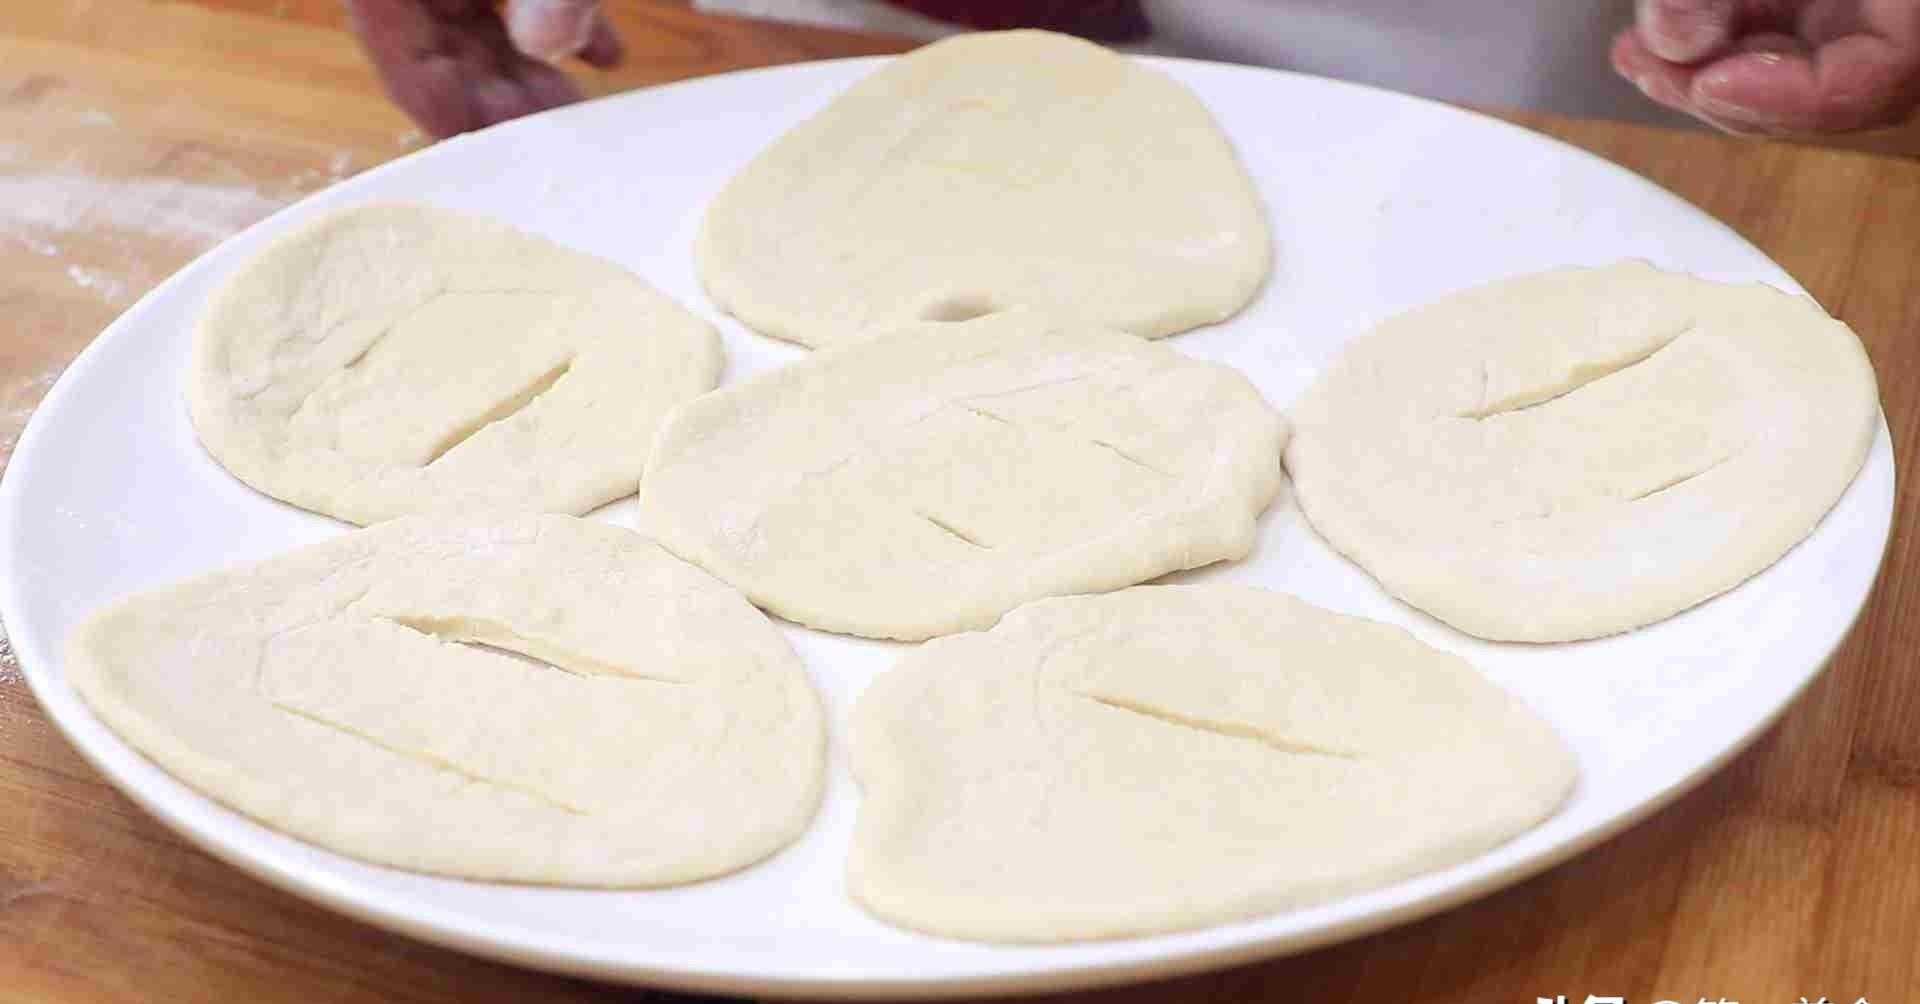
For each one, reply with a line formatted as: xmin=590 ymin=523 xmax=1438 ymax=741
xmin=0 ymin=628 xmax=17 ymax=689
xmin=0 ymin=172 xmax=283 ymax=248
xmin=285 ymin=151 xmax=361 ymax=192
xmin=3 ymin=368 xmax=65 ymax=456
xmin=64 ymin=264 xmax=128 ymax=304
xmin=0 ymin=171 xmax=288 ymax=308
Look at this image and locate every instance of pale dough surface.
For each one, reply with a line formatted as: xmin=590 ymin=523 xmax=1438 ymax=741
xmin=190 ymin=204 xmax=721 ymax=525
xmin=637 ymin=309 xmax=1287 ymax=640
xmin=1286 ymin=262 xmax=1880 ymax=642
xmin=696 ymin=30 xmax=1271 ymax=348
xmin=849 ymin=585 xmax=1576 ymax=943
xmin=66 ymin=515 xmax=824 ymax=887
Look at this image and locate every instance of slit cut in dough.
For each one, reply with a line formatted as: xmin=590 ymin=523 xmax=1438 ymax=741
xmin=65 ymin=514 xmax=825 ymax=887
xmin=637 ymin=309 xmax=1288 ymax=641
xmin=1285 ymin=261 xmax=1880 ymax=642
xmin=849 ymin=585 xmax=1576 ymax=943
xmin=189 ymin=204 xmax=721 ymax=525
xmin=696 ymin=30 xmax=1271 ymax=348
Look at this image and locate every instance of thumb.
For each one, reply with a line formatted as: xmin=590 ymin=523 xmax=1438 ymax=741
xmin=1635 ymin=0 xmax=1737 ymax=63
xmin=505 ymin=0 xmax=601 ymax=62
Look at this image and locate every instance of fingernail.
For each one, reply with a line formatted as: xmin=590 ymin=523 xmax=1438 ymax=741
xmin=508 ymin=0 xmax=595 ymax=62
xmin=1692 ymin=77 xmax=1784 ymax=129
xmin=1692 ymin=88 xmax=1750 ymax=117
xmin=1633 ymin=73 xmax=1679 ymax=105
xmin=1638 ymin=0 xmax=1732 ymax=62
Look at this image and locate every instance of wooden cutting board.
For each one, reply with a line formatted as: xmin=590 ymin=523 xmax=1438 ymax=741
xmin=3 ymin=3 xmax=1918 ymax=1001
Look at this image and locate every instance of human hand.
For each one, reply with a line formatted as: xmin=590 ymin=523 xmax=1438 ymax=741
xmin=346 ymin=0 xmax=624 ymax=139
xmin=1613 ymin=0 xmax=1920 ymax=134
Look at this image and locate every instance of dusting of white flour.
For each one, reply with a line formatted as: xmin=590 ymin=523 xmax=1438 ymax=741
xmin=64 ymin=264 xmax=128 ymax=304
xmin=0 ymin=172 xmax=283 ymax=248
xmin=2 ymin=368 xmax=60 ymax=455
xmin=0 ymin=140 xmax=402 ymax=474
xmin=0 ymin=628 xmax=17 ymax=689
xmin=0 ymin=170 xmax=295 ymax=311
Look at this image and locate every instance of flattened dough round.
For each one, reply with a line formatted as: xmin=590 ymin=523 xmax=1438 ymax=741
xmin=190 ymin=205 xmax=721 ymax=525
xmin=696 ymin=30 xmax=1271 ymax=348
xmin=1286 ymin=262 xmax=1880 ymax=642
xmin=849 ymin=585 xmax=1576 ymax=943
xmin=638 ymin=309 xmax=1287 ymax=640
xmin=66 ymin=515 xmax=825 ymax=886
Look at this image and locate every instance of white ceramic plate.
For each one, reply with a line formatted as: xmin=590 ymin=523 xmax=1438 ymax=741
xmin=0 ymin=56 xmax=1893 ymax=998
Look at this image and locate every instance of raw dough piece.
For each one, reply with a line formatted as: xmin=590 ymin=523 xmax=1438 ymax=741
xmin=66 ymin=515 xmax=824 ymax=886
xmin=190 ymin=204 xmax=721 ymax=525
xmin=1286 ymin=262 xmax=1880 ymax=642
xmin=697 ymin=30 xmax=1270 ymax=348
xmin=849 ymin=585 xmax=1576 ymax=942
xmin=637 ymin=309 xmax=1287 ymax=640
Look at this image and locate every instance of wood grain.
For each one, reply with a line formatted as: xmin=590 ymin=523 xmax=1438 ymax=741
xmin=2 ymin=3 xmax=1915 ymax=1001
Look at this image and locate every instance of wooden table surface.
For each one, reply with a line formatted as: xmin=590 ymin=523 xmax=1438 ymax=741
xmin=4 ymin=2 xmax=1917 ymax=1001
